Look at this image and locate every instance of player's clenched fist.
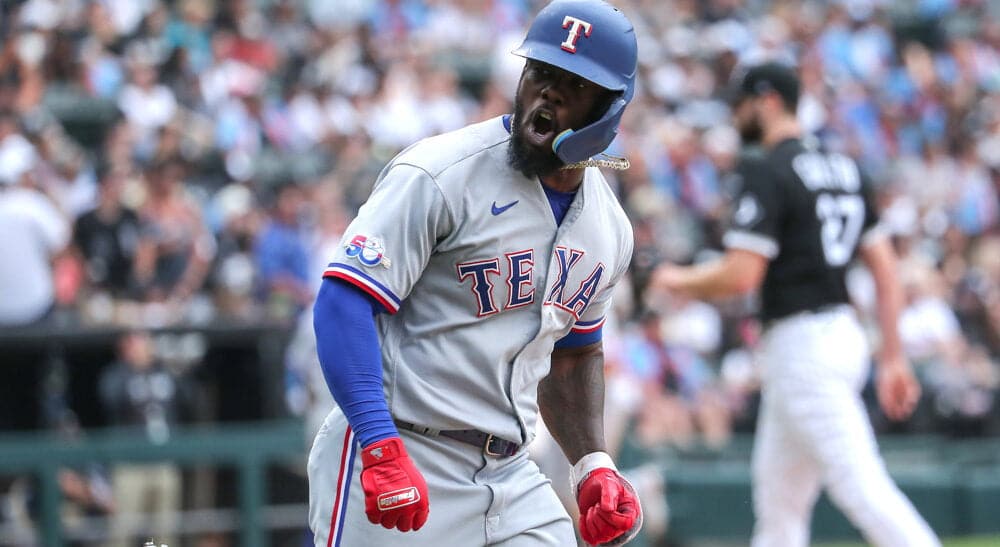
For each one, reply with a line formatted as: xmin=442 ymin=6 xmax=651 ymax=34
xmin=573 ymin=452 xmax=643 ymax=546
xmin=360 ymin=437 xmax=429 ymax=532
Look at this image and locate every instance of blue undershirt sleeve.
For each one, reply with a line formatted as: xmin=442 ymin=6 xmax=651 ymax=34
xmin=313 ymin=277 xmax=397 ymax=448
xmin=553 ymin=326 xmax=603 ymax=349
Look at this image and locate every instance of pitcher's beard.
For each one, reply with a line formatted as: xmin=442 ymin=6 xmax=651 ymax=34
xmin=507 ymin=103 xmax=564 ymax=179
xmin=739 ymin=115 xmax=763 ymax=145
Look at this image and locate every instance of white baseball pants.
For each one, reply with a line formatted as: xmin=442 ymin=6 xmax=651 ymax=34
xmin=751 ymin=306 xmax=939 ymax=547
xmin=307 ymin=407 xmax=574 ymax=547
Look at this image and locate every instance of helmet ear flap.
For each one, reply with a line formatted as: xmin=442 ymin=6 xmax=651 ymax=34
xmin=552 ymin=95 xmax=626 ymax=164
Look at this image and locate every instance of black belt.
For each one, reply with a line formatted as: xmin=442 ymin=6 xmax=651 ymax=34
xmin=394 ymin=419 xmax=521 ymax=458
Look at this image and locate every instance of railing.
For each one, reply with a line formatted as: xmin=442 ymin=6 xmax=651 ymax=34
xmin=5 ymin=423 xmax=1000 ymax=546
xmin=0 ymin=419 xmax=307 ymax=547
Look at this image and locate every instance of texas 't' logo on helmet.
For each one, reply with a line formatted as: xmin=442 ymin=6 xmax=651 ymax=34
xmin=560 ymin=16 xmax=593 ymax=53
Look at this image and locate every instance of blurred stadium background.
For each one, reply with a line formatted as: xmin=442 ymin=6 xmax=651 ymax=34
xmin=0 ymin=0 xmax=998 ymax=545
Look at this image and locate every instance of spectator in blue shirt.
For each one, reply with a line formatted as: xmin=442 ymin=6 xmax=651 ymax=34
xmin=255 ymin=181 xmax=311 ymax=320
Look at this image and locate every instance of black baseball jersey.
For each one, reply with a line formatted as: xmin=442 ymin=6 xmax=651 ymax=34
xmin=722 ymin=138 xmax=882 ymax=322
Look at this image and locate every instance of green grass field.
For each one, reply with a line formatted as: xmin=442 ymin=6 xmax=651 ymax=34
xmin=691 ymin=537 xmax=1000 ymax=547
xmin=817 ymin=537 xmax=1000 ymax=547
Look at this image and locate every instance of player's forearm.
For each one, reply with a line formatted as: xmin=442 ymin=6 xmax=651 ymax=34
xmin=539 ymin=342 xmax=607 ymax=464
xmin=862 ymin=239 xmax=906 ymax=364
xmin=314 ymin=278 xmax=398 ymax=447
xmin=872 ymin=271 xmax=906 ymax=363
xmin=675 ymin=263 xmax=740 ymax=299
xmin=670 ymin=256 xmax=756 ymax=300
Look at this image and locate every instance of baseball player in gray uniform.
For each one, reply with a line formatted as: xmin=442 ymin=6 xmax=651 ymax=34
xmin=308 ymin=1 xmax=643 ymax=546
xmin=652 ymin=63 xmax=939 ymax=547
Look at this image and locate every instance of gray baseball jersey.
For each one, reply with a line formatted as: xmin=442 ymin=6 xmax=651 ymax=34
xmin=322 ymin=115 xmax=633 ymax=445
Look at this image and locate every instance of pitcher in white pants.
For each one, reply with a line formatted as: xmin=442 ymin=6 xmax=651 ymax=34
xmin=651 ymin=62 xmax=939 ymax=547
xmin=751 ymin=307 xmax=938 ymax=547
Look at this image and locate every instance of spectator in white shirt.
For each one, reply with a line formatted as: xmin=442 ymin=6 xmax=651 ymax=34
xmin=117 ymin=57 xmax=177 ymax=147
xmin=0 ymin=114 xmax=69 ymax=325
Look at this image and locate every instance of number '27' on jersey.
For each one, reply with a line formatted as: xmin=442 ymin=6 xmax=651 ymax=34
xmin=722 ymin=138 xmax=883 ymax=322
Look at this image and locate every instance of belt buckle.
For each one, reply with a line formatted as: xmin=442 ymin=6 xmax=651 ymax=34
xmin=484 ymin=434 xmax=505 ymax=457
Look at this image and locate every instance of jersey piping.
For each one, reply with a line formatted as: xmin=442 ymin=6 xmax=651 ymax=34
xmin=324 ymin=263 xmax=403 ymax=314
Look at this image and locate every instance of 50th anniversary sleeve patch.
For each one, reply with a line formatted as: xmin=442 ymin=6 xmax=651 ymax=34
xmin=345 ymin=234 xmax=392 ymax=268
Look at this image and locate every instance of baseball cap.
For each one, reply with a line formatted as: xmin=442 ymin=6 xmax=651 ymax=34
xmin=725 ymin=62 xmax=800 ymax=110
xmin=0 ymin=133 xmax=37 ymax=186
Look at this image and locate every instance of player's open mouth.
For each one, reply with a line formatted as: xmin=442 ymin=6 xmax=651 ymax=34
xmin=526 ymin=108 xmax=557 ymax=147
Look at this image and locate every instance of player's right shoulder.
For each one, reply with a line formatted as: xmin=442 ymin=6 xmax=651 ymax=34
xmin=736 ymin=147 xmax=770 ymax=170
xmin=389 ymin=116 xmax=510 ymax=180
xmin=733 ymin=149 xmax=774 ymax=189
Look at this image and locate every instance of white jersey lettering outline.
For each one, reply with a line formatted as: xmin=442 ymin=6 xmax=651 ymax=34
xmin=504 ymin=250 xmax=535 ymax=309
xmin=456 ymin=258 xmax=502 ymax=317
xmin=455 ymin=246 xmax=600 ymax=319
xmin=545 ymin=246 xmax=585 ymax=303
xmin=551 ymin=262 xmax=605 ymax=319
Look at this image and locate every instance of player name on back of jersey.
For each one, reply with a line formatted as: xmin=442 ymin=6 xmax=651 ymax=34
xmin=791 ymin=150 xmax=862 ymax=193
xmin=743 ymin=139 xmax=878 ymax=323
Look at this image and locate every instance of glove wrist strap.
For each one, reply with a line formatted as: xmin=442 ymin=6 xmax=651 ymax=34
xmin=361 ymin=436 xmax=406 ymax=466
xmin=571 ymin=451 xmax=617 ymax=488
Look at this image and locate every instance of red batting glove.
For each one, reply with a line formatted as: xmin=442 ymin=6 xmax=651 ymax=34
xmin=360 ymin=437 xmax=429 ymax=532
xmin=574 ymin=452 xmax=643 ymax=546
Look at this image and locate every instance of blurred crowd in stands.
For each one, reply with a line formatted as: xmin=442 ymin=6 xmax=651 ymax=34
xmin=0 ymin=0 xmax=999 ymax=536
xmin=1 ymin=0 xmax=999 ymax=544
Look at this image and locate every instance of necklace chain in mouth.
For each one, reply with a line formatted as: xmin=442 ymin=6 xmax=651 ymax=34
xmin=561 ymin=154 xmax=631 ymax=170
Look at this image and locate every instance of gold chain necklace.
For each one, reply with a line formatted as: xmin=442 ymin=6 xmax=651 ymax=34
xmin=561 ymin=154 xmax=630 ymax=170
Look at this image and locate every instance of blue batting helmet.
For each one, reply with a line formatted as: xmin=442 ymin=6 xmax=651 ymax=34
xmin=512 ymin=0 xmax=638 ymax=164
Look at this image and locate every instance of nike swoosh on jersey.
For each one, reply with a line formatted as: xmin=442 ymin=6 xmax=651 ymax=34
xmin=491 ymin=200 xmax=519 ymax=216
